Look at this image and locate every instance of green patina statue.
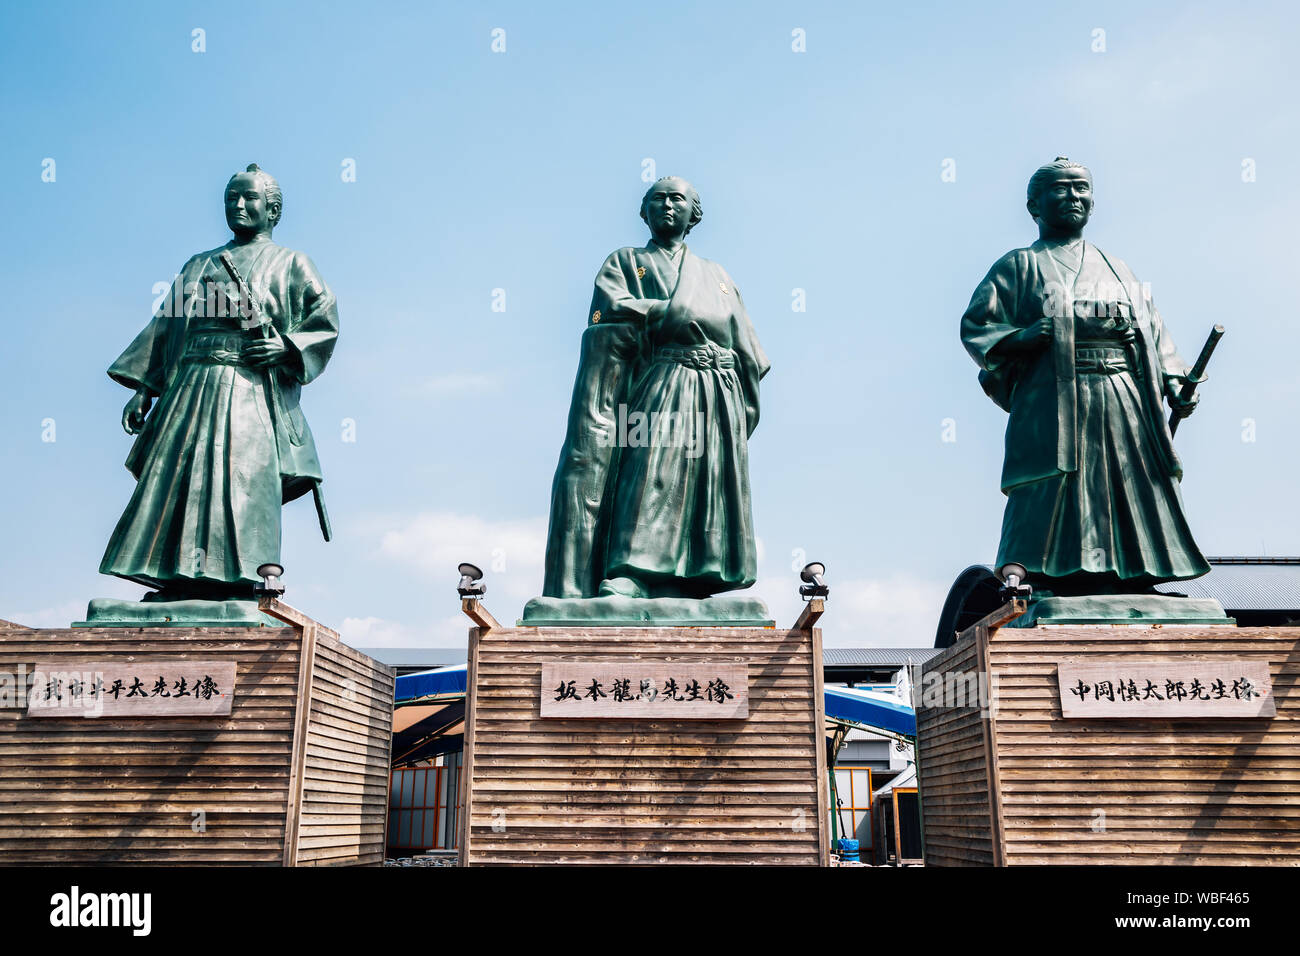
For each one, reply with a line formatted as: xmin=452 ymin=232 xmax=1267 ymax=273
xmin=85 ymin=165 xmax=338 ymax=624
xmin=523 ymin=177 xmax=771 ymax=625
xmin=961 ymin=158 xmax=1227 ymax=624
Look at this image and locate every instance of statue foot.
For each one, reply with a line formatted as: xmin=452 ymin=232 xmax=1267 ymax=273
xmin=598 ymin=576 xmax=648 ymax=599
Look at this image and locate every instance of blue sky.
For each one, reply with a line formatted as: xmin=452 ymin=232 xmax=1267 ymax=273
xmin=1 ymin=1 xmax=1297 ymax=647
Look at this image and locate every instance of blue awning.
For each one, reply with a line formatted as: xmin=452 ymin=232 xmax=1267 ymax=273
xmin=395 ymin=664 xmax=917 ymax=737
xmin=396 ymin=664 xmax=467 ymax=703
xmin=824 ymin=685 xmax=916 ymax=737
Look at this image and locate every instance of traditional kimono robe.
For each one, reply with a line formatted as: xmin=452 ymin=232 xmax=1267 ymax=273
xmin=100 ymin=237 xmax=338 ymax=591
xmin=541 ymin=241 xmax=769 ymax=598
xmin=961 ymin=238 xmax=1208 ymax=585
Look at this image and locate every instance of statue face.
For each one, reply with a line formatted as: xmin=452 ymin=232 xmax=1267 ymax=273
xmin=644 ymin=180 xmax=693 ymax=241
xmin=1030 ymin=169 xmax=1093 ymax=233
xmin=225 ymin=173 xmax=276 ymax=236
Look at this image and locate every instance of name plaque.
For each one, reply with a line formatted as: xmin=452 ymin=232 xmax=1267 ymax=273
xmin=1057 ymin=659 xmax=1274 ymax=719
xmin=540 ymin=662 xmax=748 ymax=719
xmin=27 ymin=660 xmax=236 ymax=718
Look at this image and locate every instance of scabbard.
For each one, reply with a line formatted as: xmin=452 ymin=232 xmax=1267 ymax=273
xmin=312 ymin=482 xmax=332 ymax=542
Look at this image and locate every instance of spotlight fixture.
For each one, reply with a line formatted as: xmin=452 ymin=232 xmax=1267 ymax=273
xmin=799 ymin=561 xmax=829 ymax=600
xmin=255 ymin=563 xmax=285 ymax=596
xmin=997 ymin=562 xmax=1032 ymax=602
xmin=457 ymin=562 xmax=486 ymax=598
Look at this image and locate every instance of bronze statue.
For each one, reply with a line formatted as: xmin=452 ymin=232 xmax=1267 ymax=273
xmin=526 ymin=177 xmax=770 ymax=624
xmin=94 ymin=164 xmax=338 ymax=615
xmin=961 ymin=157 xmax=1211 ymax=596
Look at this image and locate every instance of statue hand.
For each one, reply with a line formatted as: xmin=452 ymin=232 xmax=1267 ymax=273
xmin=1007 ymin=318 xmax=1052 ymax=353
xmin=243 ymin=326 xmax=289 ymax=367
xmin=646 ymin=300 xmax=669 ymax=329
xmin=1166 ymin=374 xmax=1201 ymax=420
xmin=121 ymin=389 xmax=152 ymax=435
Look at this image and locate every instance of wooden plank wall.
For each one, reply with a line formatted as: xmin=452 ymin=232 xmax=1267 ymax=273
xmin=0 ymin=619 xmax=395 ymax=866
xmin=989 ymin=624 xmax=1300 ymax=865
xmin=916 ymin=625 xmax=997 ymax=866
xmin=0 ymin=624 xmax=302 ymax=865
xmin=294 ymin=631 xmax=395 ymax=866
xmin=460 ymin=624 xmax=827 ymax=865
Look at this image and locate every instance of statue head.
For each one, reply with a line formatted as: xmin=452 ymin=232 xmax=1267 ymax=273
xmin=640 ymin=176 xmax=702 ymax=241
xmin=225 ymin=163 xmax=282 ymax=239
xmin=1026 ymin=157 xmax=1092 ymax=238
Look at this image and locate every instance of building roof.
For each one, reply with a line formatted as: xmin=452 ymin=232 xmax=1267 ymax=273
xmin=823 ymin=647 xmax=944 ymax=667
xmin=825 ymin=685 xmax=916 ymax=737
xmin=873 ymin=763 xmax=916 ymax=798
xmin=1155 ymin=557 xmax=1300 ymax=612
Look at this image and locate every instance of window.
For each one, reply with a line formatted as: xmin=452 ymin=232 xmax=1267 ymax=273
xmin=388 ymin=753 xmax=461 ymax=852
xmin=831 ymin=766 xmax=872 ymax=847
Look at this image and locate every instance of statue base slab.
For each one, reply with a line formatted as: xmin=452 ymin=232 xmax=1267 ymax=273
xmin=75 ymin=598 xmax=275 ymax=628
xmin=518 ymin=594 xmax=773 ymax=627
xmin=1008 ymin=593 xmax=1233 ymax=628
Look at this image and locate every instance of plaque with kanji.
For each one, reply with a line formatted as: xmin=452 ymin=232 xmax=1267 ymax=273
xmin=27 ymin=661 xmax=236 ymax=718
xmin=1057 ymin=659 xmax=1274 ymax=719
xmin=540 ymin=662 xmax=748 ymax=719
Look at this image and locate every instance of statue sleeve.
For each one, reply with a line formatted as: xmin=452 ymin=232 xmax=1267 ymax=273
xmin=961 ymin=250 xmax=1032 ymax=411
xmin=731 ymin=284 xmax=770 ymax=437
xmin=961 ymin=251 xmax=1032 ymax=370
xmin=1127 ymin=274 xmax=1186 ymax=479
xmin=592 ymin=250 xmax=659 ymax=325
xmin=282 ymin=253 xmax=339 ymax=385
xmin=541 ymin=250 xmax=656 ymax=596
xmin=108 ymin=316 xmax=170 ymax=396
xmin=107 ymin=265 xmax=193 ymax=396
xmin=541 ymin=321 xmax=640 ymax=598
xmin=1145 ymin=293 xmax=1192 ymax=390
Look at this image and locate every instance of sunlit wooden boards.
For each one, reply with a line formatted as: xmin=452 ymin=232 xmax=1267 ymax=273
xmin=460 ymin=622 xmax=829 ymax=865
xmin=917 ymin=607 xmax=1300 ymax=866
xmin=0 ymin=614 xmax=394 ymax=866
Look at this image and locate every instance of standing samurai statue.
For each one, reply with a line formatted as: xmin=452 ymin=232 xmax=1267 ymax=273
xmin=961 ymin=158 xmax=1218 ymax=610
xmin=523 ymin=177 xmax=771 ymax=625
xmin=93 ymin=165 xmax=338 ymax=617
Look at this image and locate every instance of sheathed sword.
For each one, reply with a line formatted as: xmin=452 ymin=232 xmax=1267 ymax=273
xmin=1169 ymin=324 xmax=1224 ymax=436
xmin=217 ymin=251 xmax=333 ymax=542
xmin=218 ymin=251 xmax=270 ymax=338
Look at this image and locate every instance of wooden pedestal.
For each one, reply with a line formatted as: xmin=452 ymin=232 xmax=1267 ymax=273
xmin=458 ymin=601 xmax=829 ymax=865
xmin=916 ymin=602 xmax=1300 ymax=865
xmin=0 ymin=600 xmax=395 ymax=866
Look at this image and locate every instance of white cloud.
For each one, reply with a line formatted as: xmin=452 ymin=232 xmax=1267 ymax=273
xmin=5 ymin=600 xmax=86 ymax=629
xmin=341 ymin=612 xmax=475 ymax=649
xmin=354 ymin=511 xmax=548 ymax=639
xmin=736 ymin=568 xmax=946 ymax=648
xmin=340 ymin=615 xmax=418 ymax=647
xmin=376 ymin=511 xmax=546 ymax=594
xmin=820 ymin=574 xmax=948 ymax=649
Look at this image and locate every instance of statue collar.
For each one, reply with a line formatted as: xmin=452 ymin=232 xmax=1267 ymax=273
xmin=647 ymin=239 xmax=686 ymax=260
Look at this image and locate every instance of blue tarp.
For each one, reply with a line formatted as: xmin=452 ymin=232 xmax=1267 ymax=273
xmin=823 ymin=685 xmax=916 ymax=737
xmin=395 ymin=664 xmax=467 ymax=702
xmin=395 ymin=664 xmax=917 ymax=737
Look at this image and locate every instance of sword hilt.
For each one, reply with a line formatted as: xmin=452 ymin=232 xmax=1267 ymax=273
xmin=1169 ymin=324 xmax=1224 ymax=436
